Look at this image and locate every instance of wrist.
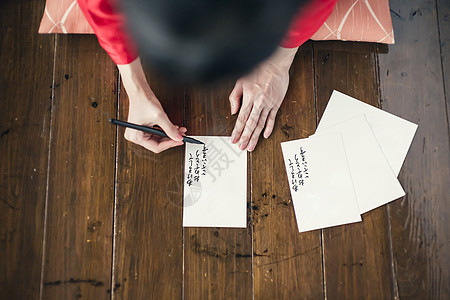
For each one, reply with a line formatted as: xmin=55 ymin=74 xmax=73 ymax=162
xmin=266 ymin=46 xmax=299 ymax=71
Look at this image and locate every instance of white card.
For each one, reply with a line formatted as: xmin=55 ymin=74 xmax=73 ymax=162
xmin=314 ymin=115 xmax=405 ymax=214
xmin=183 ymin=136 xmax=247 ymax=228
xmin=281 ymin=134 xmax=361 ymax=233
xmin=317 ymin=90 xmax=418 ymax=176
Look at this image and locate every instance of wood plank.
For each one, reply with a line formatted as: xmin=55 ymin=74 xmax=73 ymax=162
xmin=41 ymin=35 xmax=117 ymax=299
xmin=379 ymin=0 xmax=450 ymax=298
xmin=437 ymin=0 xmax=450 ymax=132
xmin=0 ymin=0 xmax=54 ymax=298
xmin=314 ymin=42 xmax=394 ymax=299
xmin=113 ymin=72 xmax=184 ymax=299
xmin=252 ymin=44 xmax=324 ymax=299
xmin=311 ymin=41 xmax=383 ymax=54
xmin=183 ymin=81 xmax=253 ymax=299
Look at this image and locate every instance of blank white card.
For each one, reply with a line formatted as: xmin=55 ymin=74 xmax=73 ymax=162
xmin=317 ymin=90 xmax=418 ymax=176
xmin=314 ymin=115 xmax=405 ymax=214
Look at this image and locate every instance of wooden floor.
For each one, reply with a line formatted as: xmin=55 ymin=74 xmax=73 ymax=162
xmin=1 ymin=0 xmax=449 ymax=299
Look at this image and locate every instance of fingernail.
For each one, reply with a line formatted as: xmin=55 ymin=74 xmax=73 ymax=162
xmin=177 ymin=134 xmax=183 ymax=141
xmin=247 ymin=146 xmax=254 ymax=152
xmin=239 ymin=144 xmax=246 ymax=150
xmin=231 ymin=137 xmax=236 ymax=143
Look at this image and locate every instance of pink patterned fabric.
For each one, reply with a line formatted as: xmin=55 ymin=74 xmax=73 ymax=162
xmin=39 ymin=0 xmax=93 ymax=34
xmin=38 ymin=0 xmax=394 ymax=44
xmin=311 ymin=0 xmax=394 ymax=43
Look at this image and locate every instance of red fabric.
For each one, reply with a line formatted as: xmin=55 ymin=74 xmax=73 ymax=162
xmin=281 ymin=0 xmax=338 ymax=48
xmin=77 ymin=0 xmax=337 ymax=65
xmin=77 ymin=0 xmax=138 ymax=64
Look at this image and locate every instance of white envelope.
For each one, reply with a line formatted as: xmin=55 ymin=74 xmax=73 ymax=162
xmin=183 ymin=136 xmax=247 ymax=228
xmin=314 ymin=115 xmax=405 ymax=214
xmin=317 ymin=90 xmax=418 ymax=176
xmin=281 ymin=134 xmax=361 ymax=233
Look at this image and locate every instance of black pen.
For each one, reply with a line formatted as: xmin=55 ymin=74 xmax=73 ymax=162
xmin=109 ymin=118 xmax=204 ymax=144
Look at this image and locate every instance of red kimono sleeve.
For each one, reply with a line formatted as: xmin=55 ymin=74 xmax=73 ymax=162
xmin=281 ymin=0 xmax=338 ymax=48
xmin=77 ymin=0 xmax=337 ymax=65
xmin=77 ymin=0 xmax=138 ymax=65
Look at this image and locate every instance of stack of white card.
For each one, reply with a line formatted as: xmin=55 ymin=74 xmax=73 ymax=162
xmin=281 ymin=90 xmax=418 ymax=233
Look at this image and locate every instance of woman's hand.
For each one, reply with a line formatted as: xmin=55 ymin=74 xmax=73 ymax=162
xmin=118 ymin=58 xmax=186 ymax=153
xmin=229 ymin=47 xmax=298 ymax=151
xmin=126 ymin=95 xmax=186 ymax=153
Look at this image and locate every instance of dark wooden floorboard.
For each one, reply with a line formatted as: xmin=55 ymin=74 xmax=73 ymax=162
xmin=251 ymin=44 xmax=324 ymax=300
xmin=182 ymin=81 xmax=253 ymax=300
xmin=3 ymin=0 xmax=450 ymax=298
xmin=41 ymin=35 xmax=117 ymax=299
xmin=113 ymin=72 xmax=184 ymax=299
xmin=437 ymin=0 xmax=450 ymax=133
xmin=379 ymin=0 xmax=450 ymax=298
xmin=314 ymin=42 xmax=394 ymax=299
xmin=0 ymin=0 xmax=53 ymax=298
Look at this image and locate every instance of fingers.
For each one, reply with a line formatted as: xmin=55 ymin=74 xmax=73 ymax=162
xmin=229 ymin=81 xmax=243 ymax=115
xmin=140 ymin=138 xmax=184 ymax=153
xmin=124 ymin=128 xmax=184 ymax=153
xmin=175 ymin=125 xmax=188 ymax=135
xmin=246 ymin=108 xmax=270 ymax=151
xmin=156 ymin=112 xmax=184 ymax=142
xmin=231 ymin=98 xmax=252 ymax=144
xmin=179 ymin=127 xmax=188 ymax=135
xmin=236 ymin=102 xmax=265 ymax=150
xmin=230 ymin=95 xmax=279 ymax=151
xmin=263 ymin=109 xmax=277 ymax=138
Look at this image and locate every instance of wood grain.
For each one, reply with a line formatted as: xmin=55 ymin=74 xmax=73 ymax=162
xmin=379 ymin=0 xmax=450 ymax=298
xmin=112 ymin=71 xmax=184 ymax=299
xmin=314 ymin=42 xmax=394 ymax=299
xmin=0 ymin=0 xmax=53 ymax=298
xmin=252 ymin=44 xmax=324 ymax=299
xmin=2 ymin=0 xmax=450 ymax=298
xmin=40 ymin=35 xmax=117 ymax=299
xmin=182 ymin=81 xmax=253 ymax=300
xmin=437 ymin=0 xmax=450 ymax=133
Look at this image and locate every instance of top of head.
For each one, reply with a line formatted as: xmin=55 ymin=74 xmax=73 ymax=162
xmin=122 ymin=0 xmax=308 ymax=83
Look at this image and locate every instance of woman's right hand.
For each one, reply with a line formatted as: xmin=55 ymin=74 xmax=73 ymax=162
xmin=125 ymin=94 xmax=186 ymax=153
xmin=118 ymin=57 xmax=186 ymax=153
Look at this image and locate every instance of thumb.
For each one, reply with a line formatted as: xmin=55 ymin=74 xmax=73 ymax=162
xmin=229 ymin=81 xmax=243 ymax=115
xmin=157 ymin=113 xmax=183 ymax=142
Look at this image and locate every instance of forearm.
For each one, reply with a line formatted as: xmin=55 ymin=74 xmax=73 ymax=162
xmin=117 ymin=57 xmax=155 ymax=102
xmin=266 ymin=46 xmax=299 ymax=71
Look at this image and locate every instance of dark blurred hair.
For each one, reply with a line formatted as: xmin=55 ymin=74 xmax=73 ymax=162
xmin=122 ymin=0 xmax=309 ymax=83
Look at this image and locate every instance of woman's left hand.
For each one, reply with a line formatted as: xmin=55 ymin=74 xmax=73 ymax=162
xmin=229 ymin=46 xmax=298 ymax=151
